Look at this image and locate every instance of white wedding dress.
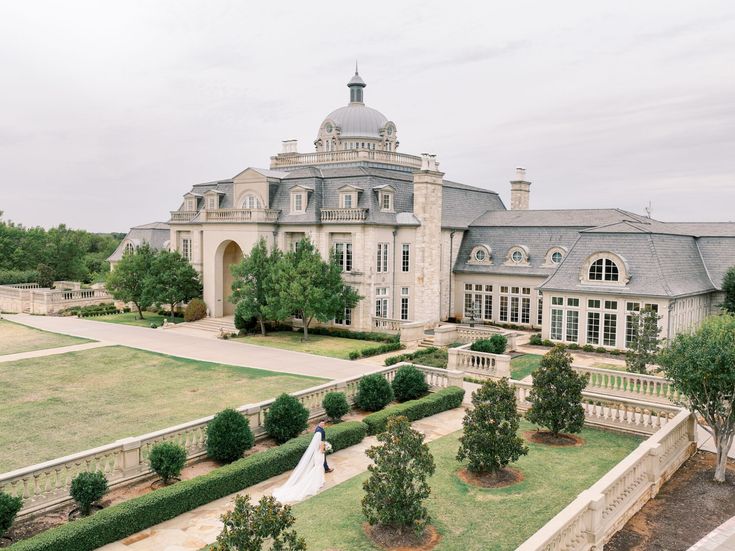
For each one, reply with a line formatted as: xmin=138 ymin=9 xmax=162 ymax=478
xmin=272 ymin=432 xmax=325 ymax=504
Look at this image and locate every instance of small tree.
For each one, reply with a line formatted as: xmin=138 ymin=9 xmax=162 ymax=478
xmin=659 ymin=314 xmax=735 ymax=482
xmin=355 ymin=374 xmax=394 ymax=412
xmin=36 ymin=263 xmax=54 ymax=288
xmin=526 ymin=346 xmax=587 ymax=438
xmin=184 ymin=297 xmax=207 ymax=322
xmin=323 ymin=391 xmax=350 ymax=422
xmin=457 ymin=379 xmax=528 ymax=475
xmin=207 ymin=409 xmax=255 ymax=464
xmin=210 ymin=494 xmax=306 ymax=551
xmin=106 ymin=243 xmax=155 ymax=319
xmin=264 ymin=238 xmax=361 ymax=340
xmin=264 ymin=394 xmax=309 ymax=444
xmin=470 ymin=334 xmax=507 ymax=354
xmin=149 ymin=442 xmax=187 ymax=484
xmin=722 ymin=267 xmax=735 ymax=314
xmin=0 ymin=492 xmax=23 ymax=539
xmin=69 ymin=471 xmax=108 ymax=516
xmin=230 ymin=238 xmax=281 ymax=336
xmin=391 ymin=365 xmax=429 ymax=402
xmin=626 ymin=306 xmax=662 ymax=373
xmin=362 ymin=416 xmax=435 ymax=537
xmin=144 ymin=250 xmax=202 ymax=321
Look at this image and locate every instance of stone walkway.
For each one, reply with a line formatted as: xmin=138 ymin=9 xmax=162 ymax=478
xmin=0 ymin=341 xmax=112 ymax=363
xmin=4 ymin=314 xmax=382 ymax=380
xmin=98 ymin=407 xmax=466 ymax=551
xmin=689 ymin=516 xmax=735 ymax=550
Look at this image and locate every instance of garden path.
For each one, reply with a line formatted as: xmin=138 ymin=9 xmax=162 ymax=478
xmin=688 ymin=515 xmax=735 ymax=550
xmin=97 ymin=406 xmax=468 ymax=551
xmin=0 ymin=340 xmax=111 ymax=363
xmin=4 ymin=314 xmax=380 ymax=379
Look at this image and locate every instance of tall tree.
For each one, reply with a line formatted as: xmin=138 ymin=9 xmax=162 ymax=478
xmin=144 ymin=250 xmax=202 ymax=320
xmin=229 ymin=238 xmax=281 ymax=336
xmin=722 ymin=267 xmax=735 ymax=314
xmin=106 ymin=243 xmax=156 ymax=319
xmin=625 ymin=306 xmax=662 ymax=373
xmin=265 ymin=238 xmax=361 ymax=340
xmin=526 ymin=345 xmax=588 ymax=438
xmin=659 ymin=314 xmax=735 ymax=482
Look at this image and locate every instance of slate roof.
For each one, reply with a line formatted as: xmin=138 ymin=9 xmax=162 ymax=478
xmin=107 ymin=222 xmax=170 ymax=261
xmin=468 ymin=208 xmax=649 ymax=227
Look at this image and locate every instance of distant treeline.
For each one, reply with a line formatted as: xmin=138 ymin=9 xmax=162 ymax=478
xmin=0 ymin=211 xmax=124 ymax=286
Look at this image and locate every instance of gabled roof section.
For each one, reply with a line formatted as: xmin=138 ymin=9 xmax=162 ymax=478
xmin=233 ymin=167 xmax=289 ymax=180
xmin=469 ymin=208 xmax=650 ymax=228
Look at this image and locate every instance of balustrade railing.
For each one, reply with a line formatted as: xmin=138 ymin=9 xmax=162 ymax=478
xmin=372 ymin=316 xmax=403 ymax=333
xmin=320 ymin=208 xmax=368 ymax=222
xmin=203 ymin=208 xmax=280 ymax=223
xmin=0 ymin=364 xmax=462 ymax=518
xmin=270 ymin=149 xmax=422 ymax=170
xmin=448 ymin=343 xmax=511 ymax=379
xmin=169 ymin=210 xmax=198 ymax=223
xmin=574 ymin=366 xmax=679 ymax=404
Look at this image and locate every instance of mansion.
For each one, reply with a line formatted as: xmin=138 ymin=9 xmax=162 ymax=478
xmin=110 ymin=69 xmax=735 ymax=350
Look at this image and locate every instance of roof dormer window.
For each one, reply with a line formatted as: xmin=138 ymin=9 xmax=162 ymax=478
xmin=341 ymin=193 xmax=355 ymax=208
xmin=124 ymin=242 xmax=135 ymax=255
xmin=468 ymin=245 xmax=492 ymax=265
xmin=581 ymin=252 xmax=630 ymax=285
xmin=185 ymin=198 xmax=196 ymax=211
xmin=504 ymin=246 xmax=530 ymax=266
xmin=243 ymin=194 xmax=261 ymax=209
xmin=380 ymin=191 xmax=393 ymax=212
xmin=291 ymin=192 xmax=306 ymax=214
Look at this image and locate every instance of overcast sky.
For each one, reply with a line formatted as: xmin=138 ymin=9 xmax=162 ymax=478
xmin=1 ymin=1 xmax=734 ymax=232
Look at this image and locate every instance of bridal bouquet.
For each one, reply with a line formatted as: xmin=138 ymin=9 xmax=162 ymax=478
xmin=324 ymin=441 xmax=333 ymax=454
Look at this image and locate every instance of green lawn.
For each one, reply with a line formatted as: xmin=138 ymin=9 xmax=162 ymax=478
xmin=510 ymin=354 xmax=542 ymax=380
xmin=291 ymin=421 xmax=642 ymax=550
xmin=90 ymin=312 xmax=185 ymax=327
xmin=0 ymin=346 xmax=325 ymax=471
xmin=0 ymin=319 xmax=91 ymax=356
xmin=591 ymin=361 xmax=627 ymax=372
xmin=232 ymin=331 xmax=380 ymax=360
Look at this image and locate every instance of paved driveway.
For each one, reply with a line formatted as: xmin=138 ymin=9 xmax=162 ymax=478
xmin=3 ymin=314 xmax=380 ymax=380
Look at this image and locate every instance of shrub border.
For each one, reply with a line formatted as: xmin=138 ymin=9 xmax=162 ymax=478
xmin=9 ymin=422 xmax=367 ymax=551
xmin=362 ymin=386 xmax=466 ymax=435
xmin=348 ymin=341 xmax=403 ymax=360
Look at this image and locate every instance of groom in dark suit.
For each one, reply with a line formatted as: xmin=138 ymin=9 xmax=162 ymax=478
xmin=315 ymin=420 xmax=333 ymax=473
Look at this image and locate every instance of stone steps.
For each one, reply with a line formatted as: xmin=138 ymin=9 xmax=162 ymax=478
xmin=174 ymin=317 xmax=237 ymax=334
xmin=418 ymin=335 xmax=435 ymax=349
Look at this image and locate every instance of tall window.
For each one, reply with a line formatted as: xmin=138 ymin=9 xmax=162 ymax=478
xmin=124 ymin=242 xmax=134 ymax=254
xmin=566 ymin=310 xmax=579 ymax=343
xmin=381 ymin=192 xmax=393 ymax=211
xmin=484 ymin=288 xmax=493 ymax=320
xmin=510 ymin=296 xmax=520 ymax=323
xmin=603 ymin=313 xmax=617 ymax=346
xmin=400 ymin=287 xmax=409 ymax=321
xmin=334 ymin=243 xmax=352 ymax=272
xmin=537 ymin=297 xmax=543 ymax=325
xmin=375 ymin=288 xmax=389 ymax=318
xmin=343 ymin=194 xmax=352 ymax=208
xmin=589 ymin=258 xmax=619 ymax=281
xmin=587 ymin=312 xmax=600 ymax=345
xmin=185 ymin=198 xmax=196 ymax=211
xmin=207 ymin=196 xmax=216 ymax=210
xmin=181 ymin=238 xmax=192 ymax=261
xmin=243 ymin=194 xmax=260 ymax=209
xmin=401 ymin=244 xmax=410 ymax=272
xmin=500 ymin=295 xmax=508 ymax=322
xmin=376 ymin=243 xmax=389 ymax=273
xmin=335 ymin=307 xmax=352 ymax=326
xmin=550 ymin=308 xmax=563 ymax=340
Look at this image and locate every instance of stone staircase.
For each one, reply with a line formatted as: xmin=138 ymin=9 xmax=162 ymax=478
xmin=418 ymin=335 xmax=435 ymax=349
xmin=171 ymin=316 xmax=237 ymax=336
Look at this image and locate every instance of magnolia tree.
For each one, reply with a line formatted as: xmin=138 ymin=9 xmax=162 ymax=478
xmin=362 ymin=416 xmax=435 ymax=537
xmin=526 ymin=346 xmax=588 ymax=438
xmin=265 ymin=238 xmax=361 ymax=340
xmin=457 ymin=378 xmax=528 ymax=475
xmin=106 ymin=243 xmax=156 ymax=319
xmin=625 ymin=306 xmax=662 ymax=373
xmin=659 ymin=314 xmax=735 ymax=482
xmin=722 ymin=267 xmax=735 ymax=314
xmin=144 ymin=250 xmax=202 ymax=321
xmin=230 ymin=238 xmax=281 ymax=336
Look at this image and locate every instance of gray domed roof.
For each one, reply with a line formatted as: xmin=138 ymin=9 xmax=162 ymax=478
xmin=324 ymin=104 xmax=389 ymax=138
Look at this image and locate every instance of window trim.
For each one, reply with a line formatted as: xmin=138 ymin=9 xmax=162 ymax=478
xmin=580 ymin=252 xmax=630 ymax=285
xmin=468 ymin=245 xmax=492 ymax=265
xmin=504 ymin=245 xmax=530 ymax=266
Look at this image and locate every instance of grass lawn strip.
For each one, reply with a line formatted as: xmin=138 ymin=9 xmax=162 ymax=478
xmin=89 ymin=312 xmax=184 ymax=327
xmin=232 ymin=331 xmax=380 ymax=360
xmin=291 ymin=420 xmax=641 ymax=551
xmin=510 ymin=354 xmax=542 ymax=380
xmin=0 ymin=346 xmax=325 ymax=472
xmin=0 ymin=319 xmax=91 ymax=356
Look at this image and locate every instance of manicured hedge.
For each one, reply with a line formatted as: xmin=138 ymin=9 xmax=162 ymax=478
xmin=9 ymin=422 xmax=367 ymax=551
xmin=362 ymin=386 xmax=466 ymax=435
xmin=348 ymin=341 xmax=403 ymax=360
xmin=308 ymin=326 xmax=399 ymax=343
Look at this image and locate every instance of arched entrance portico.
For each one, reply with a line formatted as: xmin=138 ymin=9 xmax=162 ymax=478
xmin=219 ymin=240 xmax=243 ymax=316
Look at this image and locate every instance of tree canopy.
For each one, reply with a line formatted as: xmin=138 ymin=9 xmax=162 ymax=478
xmin=722 ymin=266 xmax=735 ymax=314
xmin=659 ymin=314 xmax=735 ymax=482
xmin=625 ymin=306 xmax=662 ymax=373
xmin=106 ymin=243 xmax=157 ymax=319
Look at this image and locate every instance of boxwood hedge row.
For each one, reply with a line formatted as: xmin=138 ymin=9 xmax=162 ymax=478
xmin=10 ymin=421 xmax=367 ymax=551
xmin=362 ymin=386 xmax=466 ymax=435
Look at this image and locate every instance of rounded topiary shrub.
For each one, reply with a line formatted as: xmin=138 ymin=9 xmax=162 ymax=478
xmin=206 ymin=408 xmax=255 ymax=464
xmin=391 ymin=365 xmax=429 ymax=402
xmin=323 ymin=391 xmax=350 ymax=422
xmin=470 ymin=334 xmax=507 ymax=354
xmin=0 ymin=492 xmax=23 ymax=538
xmin=264 ymin=394 xmax=309 ymax=444
xmin=149 ymin=442 xmax=187 ymax=484
xmin=184 ymin=298 xmax=207 ymax=322
xmin=355 ymin=374 xmax=394 ymax=412
xmin=70 ymin=471 xmax=108 ymax=516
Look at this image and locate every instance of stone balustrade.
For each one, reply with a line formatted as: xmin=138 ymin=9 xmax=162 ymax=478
xmin=372 ymin=316 xmax=403 ymax=333
xmin=270 ymin=149 xmax=423 ymax=170
xmin=0 ymin=284 xmax=113 ymax=314
xmin=320 ymin=208 xmax=368 ymax=222
xmin=202 ymin=208 xmax=280 ymax=223
xmin=0 ymin=364 xmax=462 ymax=518
xmin=573 ymin=366 xmax=679 ymax=405
xmin=448 ymin=343 xmax=511 ymax=379
xmin=517 ymin=408 xmax=696 ymax=551
xmin=169 ymin=210 xmax=198 ymax=223
xmin=433 ymin=323 xmax=518 ymax=351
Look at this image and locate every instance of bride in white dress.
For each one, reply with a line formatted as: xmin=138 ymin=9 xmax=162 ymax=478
xmin=272 ymin=431 xmax=325 ymax=504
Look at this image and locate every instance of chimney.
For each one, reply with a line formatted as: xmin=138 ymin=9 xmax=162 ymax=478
xmin=510 ymin=167 xmax=531 ymax=210
xmin=281 ymin=139 xmax=298 ymax=154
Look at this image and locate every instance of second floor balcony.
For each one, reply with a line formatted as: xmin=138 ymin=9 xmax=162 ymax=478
xmin=320 ymin=208 xmax=368 ymax=223
xmin=169 ymin=208 xmax=280 ymax=224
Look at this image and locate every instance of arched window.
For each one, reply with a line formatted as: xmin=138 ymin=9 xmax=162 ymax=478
xmin=242 ymin=194 xmax=261 ymax=209
xmin=468 ymin=245 xmax=492 ymax=265
xmin=506 ymin=246 xmax=529 ymax=265
xmin=124 ymin=242 xmax=134 ymax=254
xmin=589 ymin=258 xmax=619 ymax=281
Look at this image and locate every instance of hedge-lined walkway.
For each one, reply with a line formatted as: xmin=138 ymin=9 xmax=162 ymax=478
xmin=98 ymin=407 xmax=468 ymax=551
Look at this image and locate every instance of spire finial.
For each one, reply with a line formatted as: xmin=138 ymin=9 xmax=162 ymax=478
xmin=355 ymin=60 xmax=359 ymax=75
